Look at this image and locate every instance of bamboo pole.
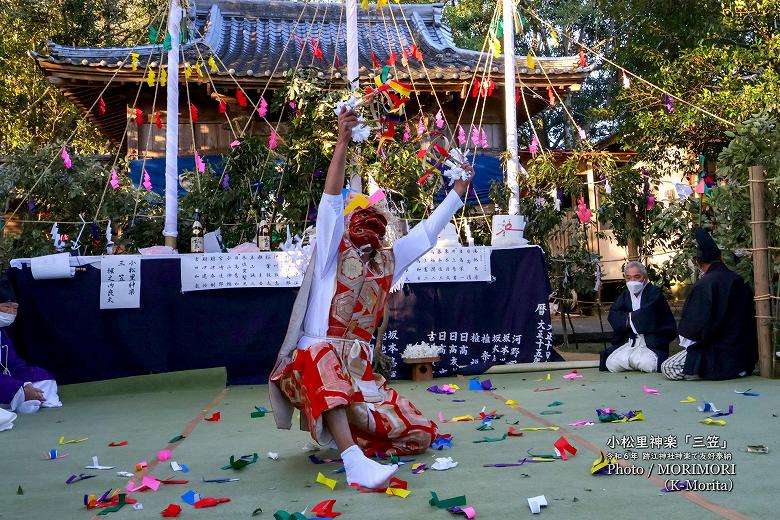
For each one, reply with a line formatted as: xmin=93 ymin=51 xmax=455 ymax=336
xmin=748 ymin=165 xmax=773 ymax=378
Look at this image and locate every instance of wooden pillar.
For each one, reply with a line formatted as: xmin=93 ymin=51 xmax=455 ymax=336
xmin=748 ymin=165 xmax=773 ymax=378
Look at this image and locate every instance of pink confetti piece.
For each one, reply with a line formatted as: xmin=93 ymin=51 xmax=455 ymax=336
xmin=61 ymin=146 xmax=72 ymax=169
xmin=257 ymin=97 xmax=268 ymax=117
xmin=157 ymin=450 xmax=172 ymax=462
xmin=367 ymin=189 xmax=386 ymax=205
xmin=457 ymin=125 xmax=466 ymax=145
xmin=230 ymin=140 xmax=241 ymax=148
xmin=568 ymin=421 xmax=595 ymax=427
xmin=142 ymin=169 xmax=152 ymax=191
xmin=435 ymin=109 xmax=444 ymax=129
xmin=642 ymin=385 xmax=659 ymax=395
xmin=562 ymin=370 xmax=583 ymax=380
xmin=142 ymin=476 xmax=160 ymax=491
xmin=437 ymin=411 xmax=446 ymax=423
xmin=110 ymin=168 xmax=120 ymax=190
xmin=194 ymin=151 xmax=205 ymax=173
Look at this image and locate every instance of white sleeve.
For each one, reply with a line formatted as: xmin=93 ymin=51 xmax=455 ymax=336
xmin=678 ymin=336 xmax=696 ymax=349
xmin=392 ymin=190 xmax=464 ymax=284
xmin=315 ymin=194 xmax=344 ymax=278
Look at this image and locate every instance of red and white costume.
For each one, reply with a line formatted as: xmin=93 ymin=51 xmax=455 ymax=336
xmin=270 ymin=190 xmax=463 ymax=455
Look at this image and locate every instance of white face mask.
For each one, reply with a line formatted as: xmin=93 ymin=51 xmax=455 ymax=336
xmin=626 ymin=281 xmax=645 ymax=295
xmin=0 ymin=311 xmax=16 ymax=328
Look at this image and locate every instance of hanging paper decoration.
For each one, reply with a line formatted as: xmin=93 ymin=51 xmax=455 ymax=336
xmin=442 ymin=148 xmax=471 ymax=186
xmin=236 ymin=88 xmax=247 ymax=107
xmin=663 ymin=94 xmax=675 ymax=113
xmin=148 ymin=25 xmax=158 ymax=43
xmin=142 ymin=169 xmax=152 ymax=191
xmin=547 ymin=86 xmax=555 ymax=106
xmin=435 ymin=109 xmax=445 ymax=129
xmin=457 ymin=125 xmax=466 ymax=145
xmin=257 ymin=97 xmax=268 ymax=117
xmin=361 ymin=0 xmax=369 ymax=9
xmin=409 ymin=44 xmax=423 ymax=61
xmin=208 ymin=56 xmax=218 ymax=72
xmin=190 ymin=103 xmax=199 ymax=123
xmin=135 ymin=108 xmax=144 ymax=126
xmin=154 ymin=111 xmax=162 ymax=129
xmin=576 ymin=197 xmax=592 ymax=224
xmin=479 ymin=128 xmax=489 ymax=148
xmin=377 ymin=0 xmax=387 ymax=7
xmin=402 ymin=123 xmax=410 ymax=142
xmin=550 ymin=29 xmax=559 ymax=47
xmin=401 ymin=48 xmax=409 ymax=67
xmin=159 ymin=67 xmax=167 ymax=87
xmin=230 ymin=140 xmax=240 ymax=148
xmin=194 ymin=151 xmax=206 ymax=173
xmin=387 ymin=50 xmax=397 ymax=66
xmin=110 ymin=168 xmax=120 ymax=190
xmin=268 ymin=128 xmax=278 ymax=150
xmin=221 ymin=173 xmax=230 ymax=190
xmin=526 ymin=52 xmax=535 ymax=69
xmin=370 ymin=51 xmax=380 ymax=69
xmin=184 ymin=63 xmax=192 ymax=79
xmin=699 ymin=153 xmax=706 ymax=171
xmin=194 ymin=62 xmax=204 ymax=78
xmin=470 ymin=126 xmax=480 ymax=146
xmin=490 ymin=37 xmax=501 ymax=58
xmin=130 ymin=52 xmax=140 ymax=71
xmin=98 ymin=97 xmax=106 ymax=115
xmin=605 ymin=178 xmax=612 ymax=194
xmin=695 ymin=178 xmax=706 ymax=194
xmin=61 ymin=146 xmax=72 ymax=169
xmin=145 ymin=69 xmax=156 ymax=87
xmin=646 ymin=194 xmax=656 ymax=211
xmin=529 ymin=134 xmax=539 ymax=156
xmin=334 ymin=55 xmax=342 ymax=67
xmin=577 ymin=126 xmax=587 ymax=141
xmin=622 ymin=71 xmax=630 ymax=89
xmin=311 ymin=39 xmax=324 ymax=62
xmin=219 ymin=99 xmax=227 ymax=113
xmin=27 ymin=198 xmax=35 ymax=213
xmin=579 ymin=47 xmax=586 ymax=67
xmin=417 ymin=117 xmax=425 ymax=136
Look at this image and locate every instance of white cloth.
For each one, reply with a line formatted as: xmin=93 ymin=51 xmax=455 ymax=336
xmin=678 ymin=335 xmax=696 ymax=349
xmin=8 ymin=379 xmax=62 ymax=413
xmin=298 ymin=190 xmax=464 ymax=350
xmin=0 ymin=408 xmax=16 ymax=431
xmin=606 ymin=335 xmax=658 ymax=373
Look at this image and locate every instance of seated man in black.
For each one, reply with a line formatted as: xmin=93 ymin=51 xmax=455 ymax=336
xmin=661 ymin=228 xmax=757 ymax=380
xmin=601 ymin=261 xmax=677 ymax=372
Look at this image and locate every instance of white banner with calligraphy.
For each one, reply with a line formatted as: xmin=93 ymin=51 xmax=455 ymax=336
xmin=402 ymin=246 xmax=491 ymax=283
xmin=100 ymin=255 xmax=141 ymax=309
xmin=180 ymin=252 xmax=310 ymax=292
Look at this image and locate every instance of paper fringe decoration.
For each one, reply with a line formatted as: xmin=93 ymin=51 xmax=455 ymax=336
xmin=110 ymin=168 xmax=120 ymax=190
xmin=190 ymin=103 xmax=199 ymax=123
xmin=435 ymin=109 xmax=445 ymax=129
xmin=268 ymin=129 xmax=278 ymax=150
xmin=195 ymin=151 xmax=205 ymax=173
xmin=135 ymin=108 xmax=144 ymax=126
xmin=622 ymin=72 xmax=631 ymax=89
xmin=402 ymin=123 xmax=410 ymax=142
xmin=154 ymin=111 xmax=162 ymax=129
xmin=257 ymin=97 xmax=268 ymax=117
xmin=479 ymin=128 xmax=488 ymax=148
xmin=130 ymin=52 xmax=140 ymax=71
xmin=219 ymin=99 xmax=227 ymax=113
xmin=575 ymin=197 xmax=592 ymax=223
xmin=579 ymin=47 xmax=586 ymax=67
xmin=236 ymin=88 xmax=247 ymax=107
xmin=529 ymin=134 xmax=539 ymax=155
xmin=457 ymin=125 xmax=466 ymax=145
xmin=160 ymin=67 xmax=167 ymax=87
xmin=208 ymin=56 xmax=218 ymax=72
xmin=470 ymin=127 xmax=479 ymax=146
xmin=221 ymin=173 xmax=230 ymax=190
xmin=142 ymin=170 xmax=152 ymax=191
xmin=417 ymin=117 xmax=425 ymax=136
xmin=98 ymin=97 xmax=106 ymax=115
xmin=61 ymin=146 xmax=72 ymax=169
xmin=145 ymin=69 xmax=156 ymax=87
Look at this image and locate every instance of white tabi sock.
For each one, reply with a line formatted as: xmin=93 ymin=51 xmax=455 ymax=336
xmin=341 ymin=445 xmax=398 ymax=489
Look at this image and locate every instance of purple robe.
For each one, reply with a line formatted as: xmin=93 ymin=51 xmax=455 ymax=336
xmin=1 ymin=328 xmax=54 ymax=404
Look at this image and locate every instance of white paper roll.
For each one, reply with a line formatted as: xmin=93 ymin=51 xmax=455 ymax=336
xmin=30 ymin=253 xmax=76 ymax=280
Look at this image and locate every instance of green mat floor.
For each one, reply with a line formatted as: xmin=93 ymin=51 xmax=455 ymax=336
xmin=1 ymin=368 xmax=779 ymax=519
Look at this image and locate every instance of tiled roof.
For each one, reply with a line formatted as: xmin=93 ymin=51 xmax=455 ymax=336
xmin=33 ymin=0 xmax=589 ymax=84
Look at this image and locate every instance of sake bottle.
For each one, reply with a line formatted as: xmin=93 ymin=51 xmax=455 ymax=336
xmin=257 ymin=211 xmax=271 ymax=251
xmin=191 ymin=209 xmax=205 ymax=253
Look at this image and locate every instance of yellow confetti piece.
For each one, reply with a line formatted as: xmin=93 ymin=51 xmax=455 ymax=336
xmin=316 ymin=472 xmax=337 ymax=490
xmin=701 ymin=418 xmax=727 ymax=426
xmin=449 ymin=384 xmax=460 ymax=390
xmin=536 ymin=373 xmax=551 ymax=382
xmin=505 ymin=400 xmax=518 ymax=406
xmin=343 ymin=194 xmax=370 ymax=215
xmin=146 ymin=69 xmax=156 ymax=87
xmin=411 ymin=463 xmax=426 ymax=474
xmin=59 ymin=436 xmax=88 ymax=445
xmin=386 ymin=487 xmax=410 ymax=498
xmin=679 ymin=396 xmax=698 ymax=403
xmin=516 ymin=427 xmax=559 ymax=432
xmin=449 ymin=415 xmax=474 ymax=422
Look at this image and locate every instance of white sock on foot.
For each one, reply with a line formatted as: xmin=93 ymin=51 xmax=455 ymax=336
xmin=341 ymin=445 xmax=398 ymax=489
